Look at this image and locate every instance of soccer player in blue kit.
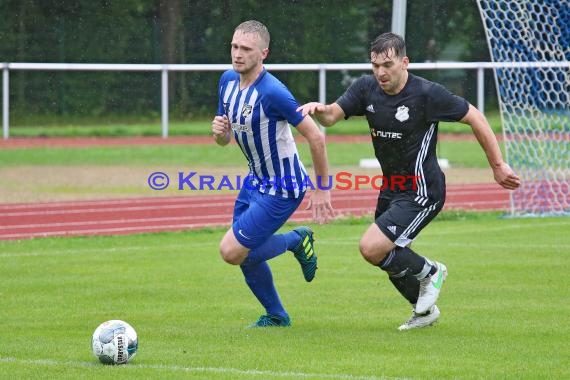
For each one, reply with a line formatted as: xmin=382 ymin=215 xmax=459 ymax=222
xmin=298 ymin=32 xmax=520 ymax=330
xmin=211 ymin=20 xmax=334 ymax=327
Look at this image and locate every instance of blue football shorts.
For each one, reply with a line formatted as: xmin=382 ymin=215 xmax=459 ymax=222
xmin=232 ymin=185 xmax=305 ymax=249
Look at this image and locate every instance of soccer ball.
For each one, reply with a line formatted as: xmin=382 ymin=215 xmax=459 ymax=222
xmin=91 ymin=320 xmax=138 ymax=365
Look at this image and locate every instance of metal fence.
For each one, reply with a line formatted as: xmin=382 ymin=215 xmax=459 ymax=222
xmin=2 ymin=61 xmax=568 ymax=139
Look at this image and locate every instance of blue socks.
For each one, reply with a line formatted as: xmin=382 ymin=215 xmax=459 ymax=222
xmin=240 ymin=261 xmax=287 ymax=318
xmin=239 ymin=231 xmax=301 ymax=318
xmin=240 ymin=231 xmax=300 ymax=267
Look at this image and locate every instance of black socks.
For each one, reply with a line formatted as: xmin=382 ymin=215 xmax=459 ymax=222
xmin=379 ymin=246 xmax=435 ymax=305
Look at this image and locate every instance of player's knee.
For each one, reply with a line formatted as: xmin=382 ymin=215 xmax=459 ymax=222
xmin=359 ymin=238 xmax=389 ymax=265
xmin=359 ymin=238 xmax=377 ymax=264
xmin=219 ymin=243 xmax=243 ymax=265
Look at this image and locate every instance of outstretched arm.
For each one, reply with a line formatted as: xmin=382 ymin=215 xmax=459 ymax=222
xmin=297 ymin=102 xmax=346 ymax=127
xmin=296 ymin=115 xmax=335 ymax=224
xmin=461 ymin=104 xmax=520 ymax=190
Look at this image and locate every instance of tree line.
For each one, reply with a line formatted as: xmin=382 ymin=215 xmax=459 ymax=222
xmin=0 ymin=0 xmax=492 ymax=123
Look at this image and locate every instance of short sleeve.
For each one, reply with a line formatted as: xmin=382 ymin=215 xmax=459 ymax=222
xmin=265 ymin=80 xmax=304 ymax=127
xmin=335 ymin=76 xmax=369 ymax=118
xmin=425 ymin=82 xmax=469 ymax=122
xmin=217 ymin=70 xmax=236 ymax=117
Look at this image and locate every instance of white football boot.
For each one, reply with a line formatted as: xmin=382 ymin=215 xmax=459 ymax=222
xmin=415 ymin=262 xmax=447 ymax=314
xmin=398 ymin=305 xmax=440 ymax=331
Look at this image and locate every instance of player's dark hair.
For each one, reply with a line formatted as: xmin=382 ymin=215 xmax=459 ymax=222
xmin=370 ymin=32 xmax=406 ymax=59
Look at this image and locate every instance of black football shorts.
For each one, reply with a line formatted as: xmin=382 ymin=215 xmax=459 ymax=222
xmin=374 ymin=191 xmax=445 ymax=247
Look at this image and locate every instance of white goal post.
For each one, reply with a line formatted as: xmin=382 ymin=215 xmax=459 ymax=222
xmin=477 ymin=0 xmax=570 ymax=217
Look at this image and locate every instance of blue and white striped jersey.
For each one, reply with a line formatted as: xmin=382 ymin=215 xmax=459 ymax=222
xmin=217 ymin=68 xmax=308 ymax=198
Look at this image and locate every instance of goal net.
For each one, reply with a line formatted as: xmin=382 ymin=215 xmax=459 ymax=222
xmin=477 ymin=0 xmax=570 ymax=216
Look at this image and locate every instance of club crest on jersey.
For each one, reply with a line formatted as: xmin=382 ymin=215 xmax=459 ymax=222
xmin=395 ymin=105 xmax=409 ymax=122
xmin=241 ymin=104 xmax=253 ymax=118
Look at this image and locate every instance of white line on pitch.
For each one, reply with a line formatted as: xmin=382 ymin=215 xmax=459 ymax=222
xmin=0 ymin=357 xmax=408 ymax=380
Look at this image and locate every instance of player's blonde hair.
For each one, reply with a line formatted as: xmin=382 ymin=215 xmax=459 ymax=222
xmin=234 ymin=20 xmax=270 ymax=49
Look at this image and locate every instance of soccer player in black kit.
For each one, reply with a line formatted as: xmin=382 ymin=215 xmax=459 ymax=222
xmin=298 ymin=32 xmax=520 ymax=330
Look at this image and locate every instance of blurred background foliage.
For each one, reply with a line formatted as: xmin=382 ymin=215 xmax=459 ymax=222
xmin=0 ymin=0 xmax=496 ymax=124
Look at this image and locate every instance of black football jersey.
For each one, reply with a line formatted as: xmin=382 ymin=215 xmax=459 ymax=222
xmin=336 ymin=73 xmax=469 ymax=204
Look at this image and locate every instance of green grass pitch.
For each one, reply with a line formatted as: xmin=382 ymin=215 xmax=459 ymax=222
xmin=1 ymin=213 xmax=569 ymax=379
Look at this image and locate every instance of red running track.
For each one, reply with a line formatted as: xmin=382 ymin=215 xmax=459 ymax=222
xmin=0 ymin=133 xmax=495 ymax=150
xmin=0 ymin=183 xmax=510 ymax=240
